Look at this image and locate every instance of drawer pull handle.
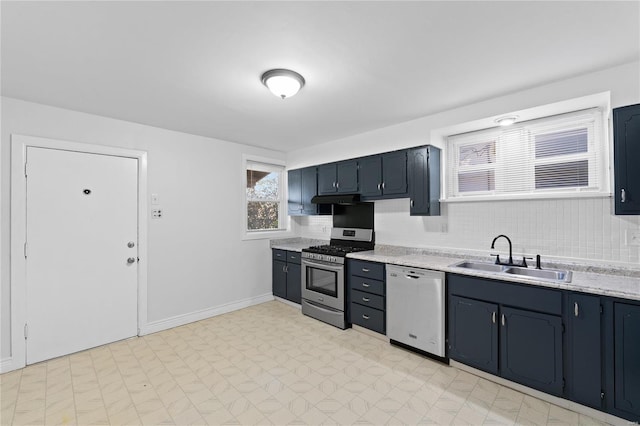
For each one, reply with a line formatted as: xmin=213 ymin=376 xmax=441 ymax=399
xmin=362 ymin=314 xmax=370 ymax=320
xmin=501 ymin=314 xmax=506 ymax=326
xmin=621 ymin=188 xmax=626 ymax=203
xmin=574 ymin=302 xmax=579 ymax=317
xmin=409 ymin=333 xmax=417 ymax=339
xmin=362 ymin=268 xmax=370 ymax=273
xmin=362 ymin=283 xmax=370 ymax=288
xmin=362 ymin=297 xmax=370 ymax=302
xmin=492 ymin=312 xmax=496 ymax=324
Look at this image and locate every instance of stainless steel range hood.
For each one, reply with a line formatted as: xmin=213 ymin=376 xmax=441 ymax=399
xmin=311 ymin=194 xmax=361 ymax=204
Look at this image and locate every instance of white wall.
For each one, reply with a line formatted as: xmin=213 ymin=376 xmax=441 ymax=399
xmin=1 ymin=97 xmax=285 ymax=362
xmin=288 ymin=61 xmax=640 ymax=267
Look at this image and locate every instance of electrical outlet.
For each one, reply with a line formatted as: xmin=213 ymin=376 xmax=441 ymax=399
xmin=152 ymin=209 xmax=163 ymax=219
xmin=626 ymin=230 xmax=640 ymax=246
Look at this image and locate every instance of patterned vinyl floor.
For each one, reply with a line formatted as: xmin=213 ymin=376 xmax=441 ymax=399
xmin=0 ymin=301 xmax=609 ymax=425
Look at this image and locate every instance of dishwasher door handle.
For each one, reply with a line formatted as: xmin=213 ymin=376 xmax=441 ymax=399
xmin=405 ymin=275 xmax=420 ymax=279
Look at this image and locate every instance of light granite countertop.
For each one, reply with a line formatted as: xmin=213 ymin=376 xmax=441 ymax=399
xmin=269 ymin=238 xmax=640 ymax=301
xmin=270 ymin=238 xmax=327 ymax=252
xmin=348 ymin=246 xmax=640 ymax=302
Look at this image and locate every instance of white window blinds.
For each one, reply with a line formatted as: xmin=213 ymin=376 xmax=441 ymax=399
xmin=446 ymin=108 xmax=607 ymax=200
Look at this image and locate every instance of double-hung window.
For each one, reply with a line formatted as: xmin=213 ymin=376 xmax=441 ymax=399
xmin=446 ymin=108 xmax=607 ymax=200
xmin=244 ymin=158 xmax=286 ymax=232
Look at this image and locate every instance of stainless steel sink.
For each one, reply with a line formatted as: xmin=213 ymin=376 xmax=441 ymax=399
xmin=452 ymin=261 xmax=508 ymax=273
xmin=504 ymin=267 xmax=572 ymax=282
xmin=450 ymin=260 xmax=572 ymax=283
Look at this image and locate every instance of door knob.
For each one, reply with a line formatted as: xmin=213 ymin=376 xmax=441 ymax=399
xmin=127 ymin=241 xmax=135 ymax=248
xmin=127 ymin=257 xmax=136 ymax=264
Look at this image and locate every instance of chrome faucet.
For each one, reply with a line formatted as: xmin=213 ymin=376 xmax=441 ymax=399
xmin=491 ymin=234 xmax=513 ymax=265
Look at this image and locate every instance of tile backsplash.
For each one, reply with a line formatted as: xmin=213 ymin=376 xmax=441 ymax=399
xmin=293 ymin=197 xmax=640 ymax=267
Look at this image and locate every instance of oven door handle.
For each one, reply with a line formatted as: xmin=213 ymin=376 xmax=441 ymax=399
xmin=302 ymin=258 xmax=344 ymax=272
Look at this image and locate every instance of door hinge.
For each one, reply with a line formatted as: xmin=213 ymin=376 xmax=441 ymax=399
xmin=24 ymin=323 xmax=28 ymax=339
xmin=24 ymin=242 xmax=27 ymax=258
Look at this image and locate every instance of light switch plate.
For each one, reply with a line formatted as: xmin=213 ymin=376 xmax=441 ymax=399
xmin=626 ymin=230 xmax=640 ymax=246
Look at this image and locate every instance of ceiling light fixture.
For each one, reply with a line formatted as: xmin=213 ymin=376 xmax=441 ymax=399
xmin=261 ymin=69 xmax=305 ymax=99
xmin=495 ymin=116 xmax=518 ymax=126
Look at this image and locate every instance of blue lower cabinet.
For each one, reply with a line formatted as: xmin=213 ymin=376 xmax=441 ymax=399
xmin=272 ymin=249 xmax=301 ymax=304
xmin=500 ymin=306 xmax=563 ymax=396
xmin=448 ymin=295 xmax=498 ymax=375
xmin=567 ymin=293 xmax=602 ymax=409
xmin=614 ymin=303 xmax=640 ymax=419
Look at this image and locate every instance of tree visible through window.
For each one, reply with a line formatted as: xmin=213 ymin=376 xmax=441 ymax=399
xmin=246 ymin=161 xmax=284 ymax=231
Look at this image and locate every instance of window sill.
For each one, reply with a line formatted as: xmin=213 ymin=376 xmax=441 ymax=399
xmin=242 ymin=229 xmax=296 ymax=241
xmin=442 ymin=192 xmax=611 ymax=203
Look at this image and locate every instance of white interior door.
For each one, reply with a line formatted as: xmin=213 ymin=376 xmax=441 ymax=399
xmin=25 ymin=147 xmax=138 ymax=364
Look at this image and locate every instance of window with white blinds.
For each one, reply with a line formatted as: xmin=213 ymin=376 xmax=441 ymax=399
xmin=446 ymin=109 xmax=607 ymax=200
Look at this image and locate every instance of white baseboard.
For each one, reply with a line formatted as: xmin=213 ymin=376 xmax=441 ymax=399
xmin=0 ymin=357 xmax=18 ymax=374
xmin=138 ymin=293 xmax=274 ymax=336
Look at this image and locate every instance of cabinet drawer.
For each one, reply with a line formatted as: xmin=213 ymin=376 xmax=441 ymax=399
xmin=351 ymin=289 xmax=385 ymax=311
xmin=273 ymin=249 xmax=287 ymax=261
xmin=349 ymin=276 xmax=385 ymax=296
xmin=350 ymin=303 xmax=385 ymax=334
xmin=349 ymin=259 xmax=385 ymax=281
xmin=287 ymin=252 xmax=301 ymax=264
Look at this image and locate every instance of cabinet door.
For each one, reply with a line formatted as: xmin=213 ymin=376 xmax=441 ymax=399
xmin=567 ymin=293 xmax=602 ymax=409
xmin=408 ymin=147 xmax=440 ymax=216
xmin=381 ymin=151 xmax=407 ymax=196
xmin=287 ymin=169 xmax=303 ymax=215
xmin=613 ymin=104 xmax=640 ymax=214
xmin=336 ymin=160 xmax=359 ymax=193
xmin=286 ymin=263 xmax=302 ymax=304
xmin=359 ymin=156 xmax=382 ymax=197
xmin=272 ymin=260 xmax=287 ymax=298
xmin=614 ymin=303 xmax=640 ymax=418
xmin=448 ymin=295 xmax=499 ymax=375
xmin=317 ymin=164 xmax=337 ymax=194
xmin=300 ymin=167 xmax=318 ymax=215
xmin=500 ymin=306 xmax=563 ymax=396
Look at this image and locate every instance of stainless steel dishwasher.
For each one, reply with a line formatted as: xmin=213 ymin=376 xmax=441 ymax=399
xmin=386 ymin=265 xmax=445 ymax=358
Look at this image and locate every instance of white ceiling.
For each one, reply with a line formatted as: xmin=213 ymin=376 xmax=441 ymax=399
xmin=2 ymin=1 xmax=639 ymax=152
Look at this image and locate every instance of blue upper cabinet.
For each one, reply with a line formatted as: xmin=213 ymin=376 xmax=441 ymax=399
xmin=408 ymin=146 xmax=441 ymax=216
xmin=287 ymin=169 xmax=303 ymax=215
xmin=288 ymin=167 xmax=330 ymax=216
xmin=614 ymin=104 xmax=640 ymax=215
xmin=318 ymin=160 xmax=358 ymax=194
xmin=359 ymin=151 xmax=408 ymax=199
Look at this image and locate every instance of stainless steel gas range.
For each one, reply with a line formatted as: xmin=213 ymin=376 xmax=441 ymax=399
xmin=301 ymin=227 xmax=374 ymax=329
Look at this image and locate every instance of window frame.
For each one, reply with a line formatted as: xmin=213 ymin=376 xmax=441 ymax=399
xmin=241 ymin=154 xmax=292 ymax=240
xmin=445 ymin=108 xmax=609 ymax=202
